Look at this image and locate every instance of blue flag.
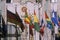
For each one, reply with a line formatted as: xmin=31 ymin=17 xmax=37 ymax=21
xmin=47 ymin=21 xmax=53 ymax=29
xmin=51 ymin=10 xmax=58 ymax=25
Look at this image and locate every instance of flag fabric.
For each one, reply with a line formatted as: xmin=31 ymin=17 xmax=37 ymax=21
xmin=7 ymin=9 xmax=25 ymax=32
xmin=29 ymin=24 xmax=34 ymax=36
xmin=40 ymin=19 xmax=45 ymax=36
xmin=24 ymin=11 xmax=30 ymax=24
xmin=45 ymin=11 xmax=50 ymax=21
xmin=28 ymin=15 xmax=34 ymax=36
xmin=51 ymin=10 xmax=58 ymax=34
xmin=7 ymin=10 xmax=18 ymax=24
xmin=45 ymin=11 xmax=53 ymax=29
xmin=24 ymin=10 xmax=34 ymax=36
xmin=33 ymin=10 xmax=40 ymax=32
xmin=15 ymin=9 xmax=25 ymax=32
xmin=51 ymin=10 xmax=58 ymax=26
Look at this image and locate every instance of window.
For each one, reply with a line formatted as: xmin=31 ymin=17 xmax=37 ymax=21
xmin=6 ymin=0 xmax=11 ymax=3
xmin=36 ymin=0 xmax=42 ymax=3
xmin=50 ymin=0 xmax=57 ymax=3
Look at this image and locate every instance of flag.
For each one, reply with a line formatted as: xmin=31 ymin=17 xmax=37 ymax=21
xmin=51 ymin=10 xmax=58 ymax=34
xmin=7 ymin=9 xmax=25 ymax=32
xmin=51 ymin=10 xmax=58 ymax=25
xmin=15 ymin=9 xmax=25 ymax=32
xmin=24 ymin=11 xmax=30 ymax=24
xmin=40 ymin=19 xmax=45 ymax=36
xmin=45 ymin=11 xmax=50 ymax=21
xmin=29 ymin=24 xmax=34 ymax=36
xmin=7 ymin=10 xmax=18 ymax=24
xmin=33 ymin=10 xmax=40 ymax=32
xmin=28 ymin=15 xmax=34 ymax=36
xmin=45 ymin=11 xmax=53 ymax=29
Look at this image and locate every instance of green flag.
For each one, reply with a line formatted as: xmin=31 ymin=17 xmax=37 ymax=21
xmin=33 ymin=10 xmax=40 ymax=32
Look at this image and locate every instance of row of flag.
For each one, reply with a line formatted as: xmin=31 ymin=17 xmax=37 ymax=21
xmin=6 ymin=4 xmax=60 ymax=37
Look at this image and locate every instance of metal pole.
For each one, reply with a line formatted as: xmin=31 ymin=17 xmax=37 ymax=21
xmin=16 ymin=26 xmax=18 ymax=40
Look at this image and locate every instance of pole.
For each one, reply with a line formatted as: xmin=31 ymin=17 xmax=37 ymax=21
xmin=15 ymin=5 xmax=18 ymax=40
xmin=15 ymin=25 xmax=18 ymax=40
xmin=26 ymin=24 xmax=29 ymax=40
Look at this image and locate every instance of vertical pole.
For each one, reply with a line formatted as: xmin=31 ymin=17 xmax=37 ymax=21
xmin=15 ymin=4 xmax=18 ymax=40
xmin=26 ymin=24 xmax=29 ymax=40
xmin=33 ymin=29 xmax=36 ymax=40
xmin=36 ymin=31 xmax=40 ymax=40
xmin=16 ymin=25 xmax=18 ymax=40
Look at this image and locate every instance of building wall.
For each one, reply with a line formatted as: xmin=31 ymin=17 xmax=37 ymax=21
xmin=9 ymin=0 xmax=36 ymax=3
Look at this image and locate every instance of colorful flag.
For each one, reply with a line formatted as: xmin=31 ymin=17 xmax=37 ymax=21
xmin=29 ymin=24 xmax=34 ymax=36
xmin=45 ymin=11 xmax=53 ymax=29
xmin=24 ymin=10 xmax=34 ymax=36
xmin=28 ymin=15 xmax=34 ymax=36
xmin=33 ymin=10 xmax=40 ymax=32
xmin=40 ymin=19 xmax=45 ymax=36
xmin=45 ymin=11 xmax=50 ymax=21
xmin=29 ymin=15 xmax=34 ymax=36
xmin=24 ymin=11 xmax=30 ymax=24
xmin=51 ymin=10 xmax=58 ymax=25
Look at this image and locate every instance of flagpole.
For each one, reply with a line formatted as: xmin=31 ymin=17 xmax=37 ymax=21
xmin=38 ymin=3 xmax=41 ymax=40
xmin=15 ymin=5 xmax=18 ymax=40
xmin=41 ymin=0 xmax=46 ymax=40
xmin=26 ymin=24 xmax=29 ymax=40
xmin=34 ymin=4 xmax=40 ymax=40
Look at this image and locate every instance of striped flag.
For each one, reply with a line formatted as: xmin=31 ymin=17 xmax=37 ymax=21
xmin=24 ymin=11 xmax=30 ymax=24
xmin=24 ymin=10 xmax=34 ymax=36
xmin=33 ymin=10 xmax=40 ymax=32
xmin=45 ymin=11 xmax=53 ymax=29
